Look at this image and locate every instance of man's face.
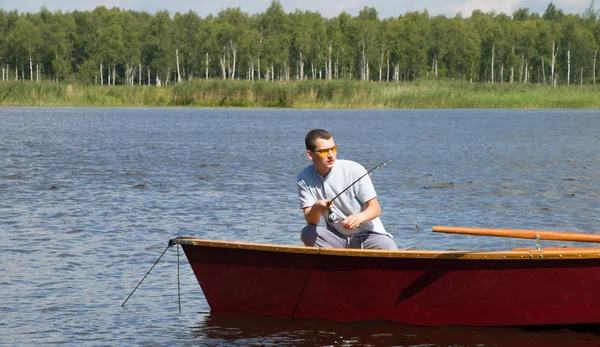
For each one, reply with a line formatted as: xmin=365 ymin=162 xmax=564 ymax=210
xmin=307 ymin=137 xmax=337 ymax=175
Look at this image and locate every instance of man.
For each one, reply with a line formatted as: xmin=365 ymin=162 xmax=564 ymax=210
xmin=297 ymin=129 xmax=398 ymax=250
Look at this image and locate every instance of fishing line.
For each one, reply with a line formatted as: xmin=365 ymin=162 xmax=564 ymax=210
xmin=327 ymin=159 xmax=392 ymax=223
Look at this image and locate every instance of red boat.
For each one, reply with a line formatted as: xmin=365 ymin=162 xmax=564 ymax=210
xmin=175 ymin=226 xmax=600 ymax=327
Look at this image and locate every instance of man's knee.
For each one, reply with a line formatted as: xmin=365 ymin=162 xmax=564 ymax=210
xmin=300 ymin=224 xmax=343 ymax=248
xmin=379 ymin=236 xmax=398 ymax=250
xmin=365 ymin=234 xmax=398 ymax=250
xmin=377 ymin=235 xmax=398 ymax=251
xmin=301 ymin=224 xmax=318 ymax=246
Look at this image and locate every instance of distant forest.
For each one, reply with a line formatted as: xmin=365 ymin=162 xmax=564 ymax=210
xmin=1 ymin=0 xmax=600 ymax=86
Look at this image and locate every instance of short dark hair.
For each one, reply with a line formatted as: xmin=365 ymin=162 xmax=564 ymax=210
xmin=305 ymin=129 xmax=332 ymax=151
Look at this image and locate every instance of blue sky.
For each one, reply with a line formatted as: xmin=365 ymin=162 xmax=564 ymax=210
xmin=1 ymin=0 xmax=592 ymax=18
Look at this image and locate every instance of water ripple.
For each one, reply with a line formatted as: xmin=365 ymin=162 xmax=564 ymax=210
xmin=1 ymin=107 xmax=599 ymax=345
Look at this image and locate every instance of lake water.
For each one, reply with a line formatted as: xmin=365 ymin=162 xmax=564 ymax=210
xmin=2 ymin=107 xmax=600 ymax=346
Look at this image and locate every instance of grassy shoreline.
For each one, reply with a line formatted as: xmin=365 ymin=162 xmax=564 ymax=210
xmin=1 ymin=80 xmax=600 ymax=108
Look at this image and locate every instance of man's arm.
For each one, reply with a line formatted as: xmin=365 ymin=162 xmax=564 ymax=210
xmin=342 ymin=197 xmax=381 ymax=230
xmin=303 ymin=199 xmax=330 ymax=225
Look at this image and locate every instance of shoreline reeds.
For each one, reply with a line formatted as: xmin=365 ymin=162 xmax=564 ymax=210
xmin=1 ymin=79 xmax=599 ymax=108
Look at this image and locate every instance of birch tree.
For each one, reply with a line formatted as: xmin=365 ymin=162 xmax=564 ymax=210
xmin=173 ymin=11 xmax=203 ymax=81
xmin=334 ymin=11 xmax=356 ymax=80
xmin=429 ymin=15 xmax=452 ymax=78
xmin=8 ymin=16 xmax=42 ymax=81
xmin=37 ymin=8 xmax=75 ymax=82
xmin=97 ymin=23 xmax=124 ymax=85
xmin=289 ymin=11 xmax=312 ymax=80
xmin=392 ymin=11 xmax=430 ymax=81
xmin=198 ymin=15 xmax=219 ymax=80
xmin=307 ymin=11 xmax=327 ymax=80
xmin=141 ymin=10 xmax=174 ymax=85
xmin=355 ymin=7 xmax=379 ymax=81
xmin=216 ymin=8 xmax=248 ymax=80
xmin=259 ymin=1 xmax=291 ymax=81
xmin=326 ymin=15 xmax=342 ymax=80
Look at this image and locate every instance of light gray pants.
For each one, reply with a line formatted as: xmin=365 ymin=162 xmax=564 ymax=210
xmin=301 ymin=224 xmax=398 ymax=250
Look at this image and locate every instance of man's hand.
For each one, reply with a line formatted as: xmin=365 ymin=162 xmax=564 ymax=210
xmin=303 ymin=199 xmax=332 ymax=225
xmin=313 ymin=199 xmax=332 ymax=213
xmin=341 ymin=198 xmax=381 ymax=230
xmin=342 ymin=214 xmax=365 ymax=230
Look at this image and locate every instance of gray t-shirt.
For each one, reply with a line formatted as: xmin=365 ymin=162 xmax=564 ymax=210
xmin=297 ymin=159 xmax=389 ymax=236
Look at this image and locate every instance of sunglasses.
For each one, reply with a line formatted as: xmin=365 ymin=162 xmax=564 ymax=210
xmin=313 ymin=145 xmax=338 ymax=157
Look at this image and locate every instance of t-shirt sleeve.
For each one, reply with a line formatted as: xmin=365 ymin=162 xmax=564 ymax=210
xmin=354 ymin=165 xmax=377 ymax=203
xmin=297 ymin=178 xmax=315 ymax=209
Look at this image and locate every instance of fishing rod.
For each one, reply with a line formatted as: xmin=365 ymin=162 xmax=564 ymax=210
xmin=327 ymin=159 xmax=392 ymax=223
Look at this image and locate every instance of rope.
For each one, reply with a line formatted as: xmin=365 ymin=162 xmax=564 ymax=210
xmin=121 ymin=240 xmax=175 ymax=307
xmin=291 ymin=270 xmax=312 ymax=318
xmin=177 ymin=243 xmax=182 ymax=313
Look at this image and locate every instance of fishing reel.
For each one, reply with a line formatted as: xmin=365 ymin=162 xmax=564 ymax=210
xmin=327 ymin=210 xmax=341 ymax=223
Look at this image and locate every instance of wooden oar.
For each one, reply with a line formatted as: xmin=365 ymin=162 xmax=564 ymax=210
xmin=432 ymin=226 xmax=600 ymax=243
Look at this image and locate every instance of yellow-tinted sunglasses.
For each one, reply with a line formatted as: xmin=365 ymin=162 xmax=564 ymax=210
xmin=313 ymin=145 xmax=338 ymax=157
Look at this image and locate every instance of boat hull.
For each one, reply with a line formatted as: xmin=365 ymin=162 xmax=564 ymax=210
xmin=179 ymin=239 xmax=600 ymax=326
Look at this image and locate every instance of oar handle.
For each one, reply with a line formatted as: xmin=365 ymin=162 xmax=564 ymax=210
xmin=432 ymin=226 xmax=600 ymax=243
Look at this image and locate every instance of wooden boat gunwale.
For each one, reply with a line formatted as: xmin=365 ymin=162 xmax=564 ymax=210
xmin=175 ymin=237 xmax=600 ymax=260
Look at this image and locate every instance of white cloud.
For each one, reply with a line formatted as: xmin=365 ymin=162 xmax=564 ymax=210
xmin=434 ymin=0 xmax=521 ymax=17
xmin=1 ymin=0 xmax=592 ymax=18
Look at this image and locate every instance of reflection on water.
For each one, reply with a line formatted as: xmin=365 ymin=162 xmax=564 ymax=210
xmin=193 ymin=313 xmax=600 ymax=347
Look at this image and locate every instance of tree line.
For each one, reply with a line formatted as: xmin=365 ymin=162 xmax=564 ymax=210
xmin=1 ymin=1 xmax=600 ymax=86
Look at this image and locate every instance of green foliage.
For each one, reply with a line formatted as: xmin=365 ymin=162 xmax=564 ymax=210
xmin=0 ymin=2 xmax=598 ymax=88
